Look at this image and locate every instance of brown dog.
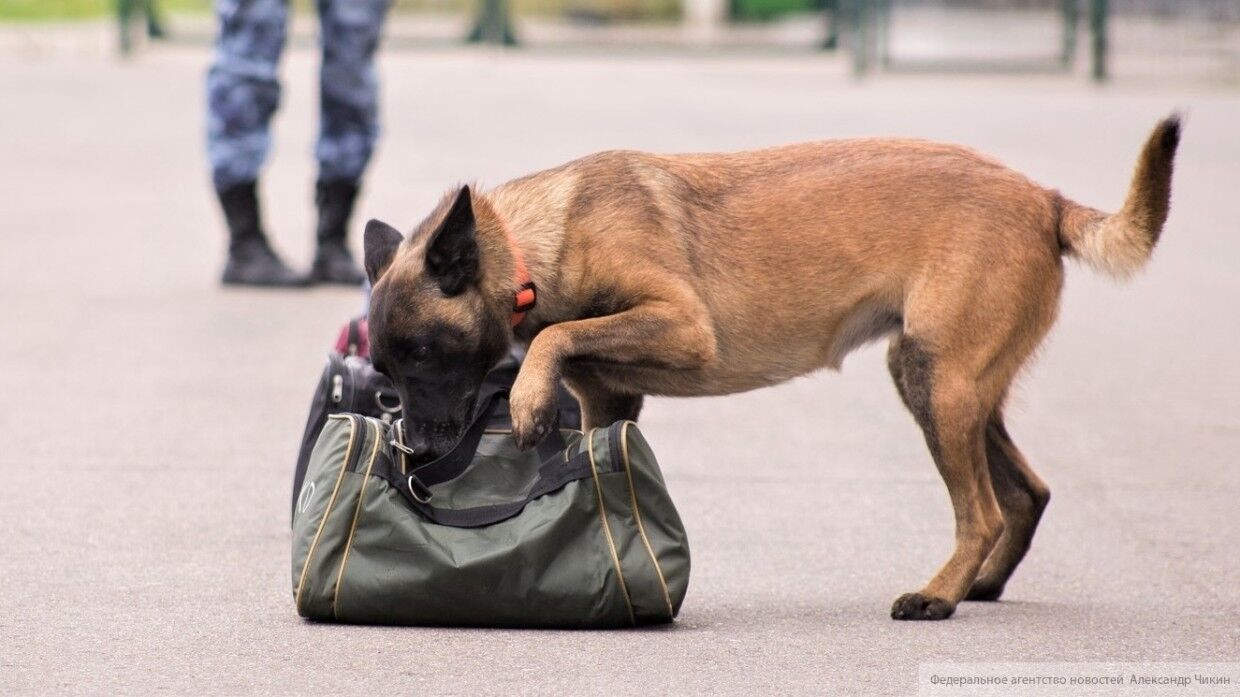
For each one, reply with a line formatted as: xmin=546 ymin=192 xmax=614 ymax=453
xmin=363 ymin=116 xmax=1180 ymax=621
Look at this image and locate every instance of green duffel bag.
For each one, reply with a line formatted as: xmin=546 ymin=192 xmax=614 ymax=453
xmin=291 ymin=389 xmax=690 ymax=628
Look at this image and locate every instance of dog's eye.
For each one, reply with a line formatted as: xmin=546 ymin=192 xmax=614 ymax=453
xmin=393 ymin=340 xmax=433 ymax=366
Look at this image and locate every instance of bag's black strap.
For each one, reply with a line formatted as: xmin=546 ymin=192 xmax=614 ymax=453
xmin=376 ymin=449 xmax=596 ymax=528
xmin=375 ymin=384 xmax=593 ymax=527
xmin=394 ymin=389 xmax=503 ymax=486
xmin=394 ymin=388 xmax=566 ymax=488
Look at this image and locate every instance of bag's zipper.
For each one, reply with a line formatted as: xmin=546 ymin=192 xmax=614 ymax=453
xmin=330 ymin=374 xmax=344 ymax=404
xmin=294 ymin=413 xmax=362 ymax=612
xmin=332 ymin=419 xmax=385 ymax=619
xmin=344 ymin=360 xmax=360 ymax=411
xmin=345 ymin=414 xmax=370 ymax=472
xmin=614 ymin=419 xmax=676 ymax=620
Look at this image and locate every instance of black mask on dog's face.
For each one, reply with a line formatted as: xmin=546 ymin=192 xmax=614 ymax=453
xmin=364 ymin=187 xmax=509 ymax=463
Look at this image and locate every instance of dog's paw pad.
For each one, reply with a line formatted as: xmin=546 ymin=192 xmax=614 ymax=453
xmin=890 ymin=592 xmax=955 ymax=621
xmin=512 ymin=403 xmax=555 ymax=450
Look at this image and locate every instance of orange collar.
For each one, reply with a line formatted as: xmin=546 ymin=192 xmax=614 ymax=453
xmin=506 ymin=230 xmax=536 ymax=328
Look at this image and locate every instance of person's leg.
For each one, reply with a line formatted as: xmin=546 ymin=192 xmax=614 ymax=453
xmin=310 ymin=0 xmax=391 ymax=285
xmin=143 ymin=0 xmax=166 ymax=39
xmin=206 ymin=0 xmax=308 ymax=286
xmin=118 ymin=0 xmax=134 ymax=54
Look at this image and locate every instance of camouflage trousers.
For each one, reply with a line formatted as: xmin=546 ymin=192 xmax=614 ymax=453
xmin=206 ymin=0 xmax=391 ymax=190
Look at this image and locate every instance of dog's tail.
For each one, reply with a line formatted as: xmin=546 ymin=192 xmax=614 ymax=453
xmin=1057 ymin=114 xmax=1181 ymax=278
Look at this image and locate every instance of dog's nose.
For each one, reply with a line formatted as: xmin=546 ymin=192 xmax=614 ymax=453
xmin=395 ymin=424 xmax=436 ymax=462
xmin=409 ymin=440 xmax=434 ymax=459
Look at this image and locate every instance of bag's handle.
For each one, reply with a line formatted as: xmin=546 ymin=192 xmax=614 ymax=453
xmin=346 ymin=319 xmax=361 ymax=355
xmin=336 ymin=317 xmax=368 ymax=357
xmin=375 ymin=391 xmax=607 ymax=528
xmin=381 ymin=449 xmax=596 ymax=528
xmin=391 ymin=387 xmax=567 ymax=488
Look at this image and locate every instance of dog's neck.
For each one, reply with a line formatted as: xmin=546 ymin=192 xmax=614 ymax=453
xmin=500 ymin=219 xmax=536 ymax=328
xmin=476 ymin=182 xmax=572 ymax=333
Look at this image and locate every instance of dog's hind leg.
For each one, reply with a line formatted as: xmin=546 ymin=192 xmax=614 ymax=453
xmin=888 ymin=336 xmax=1006 ymax=621
xmin=897 ymin=343 xmax=1050 ymax=604
xmin=886 ymin=339 xmax=912 ymax=410
xmin=966 ymin=410 xmax=1050 ymax=601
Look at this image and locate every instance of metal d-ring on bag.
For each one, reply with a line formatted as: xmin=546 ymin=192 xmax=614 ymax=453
xmin=374 ymin=390 xmax=401 ymax=420
xmin=290 ymin=388 xmax=691 ymax=628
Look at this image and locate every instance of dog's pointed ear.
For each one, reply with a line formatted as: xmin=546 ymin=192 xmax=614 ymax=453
xmin=364 ymin=219 xmax=404 ymax=284
xmin=425 ymin=186 xmax=479 ymax=296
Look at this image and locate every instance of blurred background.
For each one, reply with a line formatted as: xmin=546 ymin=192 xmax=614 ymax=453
xmin=4 ymin=0 xmax=1239 ymax=83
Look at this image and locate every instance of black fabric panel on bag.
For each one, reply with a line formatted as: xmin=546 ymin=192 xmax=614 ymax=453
xmin=292 ymin=354 xmax=398 ymax=522
xmin=291 ymin=354 xmax=340 ymax=520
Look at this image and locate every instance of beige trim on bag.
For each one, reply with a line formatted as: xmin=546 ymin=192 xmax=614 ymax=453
xmin=587 ymin=428 xmax=636 ymax=626
xmin=331 ymin=419 xmax=383 ymax=619
xmin=295 ymin=415 xmax=358 ymax=612
xmin=618 ymin=421 xmax=675 ymax=619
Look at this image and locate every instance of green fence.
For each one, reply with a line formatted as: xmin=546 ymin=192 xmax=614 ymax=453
xmin=99 ymin=0 xmax=1240 ymax=84
xmin=844 ymin=0 xmax=1109 ymax=79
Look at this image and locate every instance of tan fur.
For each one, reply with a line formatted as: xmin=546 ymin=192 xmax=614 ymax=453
xmin=1058 ymin=117 xmax=1181 ymax=277
xmin=371 ymin=116 xmax=1180 ymax=620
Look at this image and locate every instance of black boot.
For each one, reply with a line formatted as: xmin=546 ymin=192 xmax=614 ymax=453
xmin=311 ymin=179 xmax=366 ymax=286
xmin=218 ymin=182 xmax=310 ymax=288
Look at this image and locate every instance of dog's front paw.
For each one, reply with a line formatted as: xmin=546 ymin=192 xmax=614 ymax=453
xmin=890 ymin=592 xmax=955 ymax=621
xmin=510 ymin=388 xmax=556 ymax=451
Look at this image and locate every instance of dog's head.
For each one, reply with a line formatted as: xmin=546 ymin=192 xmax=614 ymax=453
xmin=364 ymin=186 xmax=513 ymax=462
